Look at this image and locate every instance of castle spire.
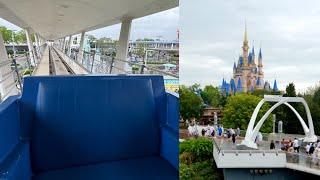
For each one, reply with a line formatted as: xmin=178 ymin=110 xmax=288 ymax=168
xmin=244 ymin=21 xmax=248 ymax=43
xmin=273 ymin=79 xmax=278 ymax=92
xmin=258 ymin=47 xmax=262 ymax=66
xmin=242 ymin=21 xmax=249 ymax=66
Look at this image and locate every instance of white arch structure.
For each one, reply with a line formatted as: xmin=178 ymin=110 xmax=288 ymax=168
xmin=241 ymin=95 xmax=317 ymax=149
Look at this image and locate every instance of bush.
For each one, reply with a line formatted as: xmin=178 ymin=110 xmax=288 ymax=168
xmin=180 ymin=137 xmax=213 ymax=162
xmin=179 ymin=138 xmax=223 ymax=179
xmin=180 ymin=160 xmax=223 ymax=180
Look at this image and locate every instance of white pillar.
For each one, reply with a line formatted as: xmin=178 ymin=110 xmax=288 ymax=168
xmin=0 ymin=33 xmax=18 ymax=101
xmin=61 ymin=37 xmax=65 ymax=51
xmin=67 ymin=35 xmax=72 ymax=56
xmin=113 ymin=18 xmax=132 ymax=74
xmin=34 ymin=34 xmax=40 ymax=58
xmin=25 ymin=28 xmax=35 ymax=65
xmin=78 ymin=31 xmax=85 ymax=62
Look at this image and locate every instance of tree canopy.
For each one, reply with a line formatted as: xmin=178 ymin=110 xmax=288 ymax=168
xmin=200 ymin=85 xmax=221 ymax=107
xmin=179 ymin=85 xmax=204 ymax=120
xmin=222 ymin=93 xmax=273 ymax=133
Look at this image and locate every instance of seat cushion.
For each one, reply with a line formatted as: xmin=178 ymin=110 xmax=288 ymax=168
xmin=31 ymin=78 xmax=159 ymax=172
xmin=33 ymin=156 xmax=178 ymax=180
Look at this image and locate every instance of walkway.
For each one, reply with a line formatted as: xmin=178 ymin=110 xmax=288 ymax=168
xmin=33 ymin=46 xmax=49 ymax=76
xmin=33 ymin=45 xmax=89 ymax=76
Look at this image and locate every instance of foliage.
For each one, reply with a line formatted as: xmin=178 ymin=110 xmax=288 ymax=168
xmin=274 ymin=83 xmax=305 ymax=134
xmin=179 ymin=138 xmax=223 ymax=180
xmin=0 ymin=27 xmax=28 ymax=43
xmin=252 ymin=89 xmax=281 ymax=98
xmin=179 ymin=85 xmax=204 ymax=120
xmin=180 ymin=160 xmax=222 ymax=180
xmin=14 ymin=30 xmax=27 ymax=43
xmin=179 ymin=137 xmax=213 ymax=162
xmin=201 ymin=85 xmax=221 ymax=107
xmin=0 ymin=26 xmax=13 ymax=43
xmin=222 ymin=93 xmax=273 ymax=133
xmin=136 ymin=42 xmax=147 ymax=60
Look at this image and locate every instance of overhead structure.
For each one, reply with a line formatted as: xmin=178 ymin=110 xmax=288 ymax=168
xmin=0 ymin=0 xmax=178 ymax=40
xmin=241 ymin=95 xmax=318 ymax=149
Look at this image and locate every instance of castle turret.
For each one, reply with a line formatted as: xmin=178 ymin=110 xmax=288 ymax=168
xmin=251 ymin=46 xmax=255 ymax=65
xmin=273 ymin=79 xmax=278 ymax=92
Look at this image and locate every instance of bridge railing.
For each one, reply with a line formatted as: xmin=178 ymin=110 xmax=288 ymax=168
xmin=286 ymin=152 xmax=320 ymax=169
xmin=0 ymin=59 xmax=20 ymax=102
xmin=64 ymin=49 xmax=178 ymax=78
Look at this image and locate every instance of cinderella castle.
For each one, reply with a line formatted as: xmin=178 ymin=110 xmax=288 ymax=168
xmin=221 ymin=24 xmax=279 ymax=95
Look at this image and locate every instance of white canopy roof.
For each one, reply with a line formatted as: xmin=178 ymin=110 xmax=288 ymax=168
xmin=0 ymin=0 xmax=178 ymax=40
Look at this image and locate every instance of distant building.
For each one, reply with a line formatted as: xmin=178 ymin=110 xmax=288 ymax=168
xmin=200 ymin=107 xmax=223 ymax=125
xmin=221 ymin=24 xmax=278 ymax=95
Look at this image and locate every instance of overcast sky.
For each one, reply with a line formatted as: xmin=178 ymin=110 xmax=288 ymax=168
xmin=0 ymin=7 xmax=179 ymax=41
xmin=180 ymin=0 xmax=320 ymax=93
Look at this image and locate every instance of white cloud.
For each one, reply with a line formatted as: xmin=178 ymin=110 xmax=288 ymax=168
xmin=180 ymin=0 xmax=320 ymax=92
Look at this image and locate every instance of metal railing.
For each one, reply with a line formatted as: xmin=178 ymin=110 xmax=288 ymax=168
xmin=64 ymin=48 xmax=178 ymax=78
xmin=212 ymin=137 xmax=284 ymax=155
xmin=286 ymin=152 xmax=320 ymax=169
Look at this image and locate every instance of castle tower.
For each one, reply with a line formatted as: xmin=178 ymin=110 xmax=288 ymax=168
xmin=257 ymin=47 xmax=264 ymax=89
xmin=241 ymin=23 xmax=251 ymax=92
xmin=242 ymin=23 xmax=249 ymax=67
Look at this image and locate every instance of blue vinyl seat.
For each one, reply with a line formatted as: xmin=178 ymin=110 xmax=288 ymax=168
xmin=0 ymin=75 xmax=179 ymax=180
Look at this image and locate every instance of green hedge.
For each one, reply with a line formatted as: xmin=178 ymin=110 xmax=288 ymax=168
xmin=179 ymin=138 xmax=224 ymax=180
xmin=180 ymin=137 xmax=213 ymax=162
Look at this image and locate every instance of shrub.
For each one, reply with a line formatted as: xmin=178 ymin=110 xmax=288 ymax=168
xmin=179 ymin=137 xmax=213 ymax=162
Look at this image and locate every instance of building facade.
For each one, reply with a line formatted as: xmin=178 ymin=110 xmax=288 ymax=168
xmin=221 ymin=25 xmax=278 ymax=95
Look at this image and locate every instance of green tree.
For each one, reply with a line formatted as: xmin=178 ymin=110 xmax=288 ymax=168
xmin=14 ymin=30 xmax=27 ymax=43
xmin=277 ymin=83 xmax=305 ymax=134
xmin=222 ymin=94 xmax=273 ymax=132
xmin=179 ymin=85 xmax=204 ymax=121
xmin=201 ymin=85 xmax=221 ymax=107
xmin=0 ymin=26 xmax=13 ymax=43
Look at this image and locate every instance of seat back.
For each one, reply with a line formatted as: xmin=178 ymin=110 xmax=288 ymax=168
xmin=21 ymin=76 xmax=165 ymax=172
xmin=0 ymin=96 xmax=20 ymax=164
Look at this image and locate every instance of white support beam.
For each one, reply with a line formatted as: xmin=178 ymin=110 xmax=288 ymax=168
xmin=78 ymin=31 xmax=85 ymax=62
xmin=0 ymin=33 xmax=18 ymax=101
xmin=67 ymin=35 xmax=72 ymax=56
xmin=62 ymin=37 xmax=66 ymax=52
xmin=25 ymin=28 xmax=35 ymax=65
xmin=34 ymin=33 xmax=40 ymax=59
xmin=113 ymin=18 xmax=132 ymax=74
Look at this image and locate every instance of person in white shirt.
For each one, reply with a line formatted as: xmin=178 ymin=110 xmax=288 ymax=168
xmin=306 ymin=143 xmax=311 ymax=155
xmin=293 ymin=138 xmax=299 ymax=153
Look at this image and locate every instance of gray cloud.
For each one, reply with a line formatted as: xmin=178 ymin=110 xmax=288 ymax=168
xmin=180 ymin=0 xmax=320 ymax=92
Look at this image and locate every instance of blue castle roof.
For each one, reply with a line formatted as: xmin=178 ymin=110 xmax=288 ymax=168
xmin=273 ymin=79 xmax=278 ymax=92
xmin=239 ymin=56 xmax=243 ymax=66
xmin=237 ymin=78 xmax=242 ymax=92
xmin=230 ymin=79 xmax=236 ymax=93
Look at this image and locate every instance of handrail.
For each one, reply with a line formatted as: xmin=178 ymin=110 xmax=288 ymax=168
xmin=65 ymin=48 xmax=179 ymax=78
xmin=212 ymin=138 xmax=221 ymax=153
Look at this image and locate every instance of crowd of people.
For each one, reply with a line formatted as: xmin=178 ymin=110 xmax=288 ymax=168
xmin=187 ymin=124 xmax=241 ymax=144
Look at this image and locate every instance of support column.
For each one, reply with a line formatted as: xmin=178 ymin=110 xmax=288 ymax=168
xmin=78 ymin=31 xmax=85 ymax=62
xmin=34 ymin=34 xmax=40 ymax=58
xmin=113 ymin=18 xmax=132 ymax=74
xmin=62 ymin=37 xmax=66 ymax=52
xmin=67 ymin=35 xmax=72 ymax=56
xmin=0 ymin=33 xmax=18 ymax=101
xmin=25 ymin=28 xmax=35 ymax=65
